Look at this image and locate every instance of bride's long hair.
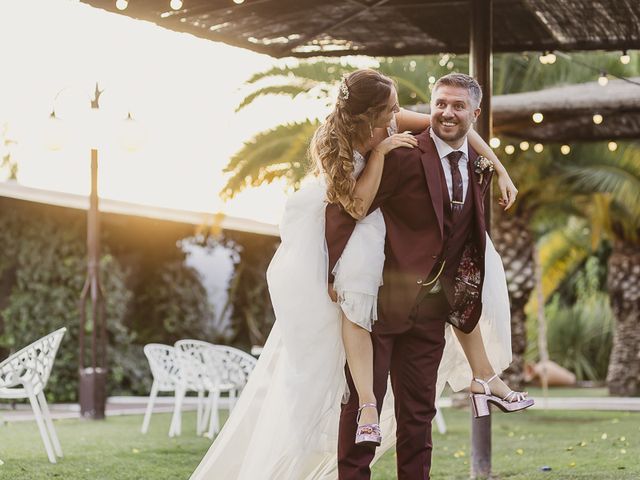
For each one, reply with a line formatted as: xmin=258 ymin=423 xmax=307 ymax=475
xmin=310 ymin=69 xmax=394 ymax=218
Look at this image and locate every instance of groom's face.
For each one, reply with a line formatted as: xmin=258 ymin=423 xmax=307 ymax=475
xmin=430 ymin=85 xmax=480 ymax=146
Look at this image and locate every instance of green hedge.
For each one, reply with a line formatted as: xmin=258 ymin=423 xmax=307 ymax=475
xmin=0 ymin=207 xmax=138 ymax=401
xmin=0 ymin=204 xmax=215 ymax=401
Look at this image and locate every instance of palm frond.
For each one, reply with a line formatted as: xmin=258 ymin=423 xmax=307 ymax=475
xmin=529 ymin=199 xmax=583 ymax=235
xmin=390 ymin=76 xmax=430 ymax=104
xmin=538 ymin=218 xmax=592 ymax=301
xmin=584 ymin=193 xmax=614 ymax=250
xmin=220 ymin=120 xmax=318 ymax=199
xmin=236 ymin=83 xmax=313 ymax=112
xmin=561 ymin=144 xmax=640 ymax=223
xmin=245 ymin=61 xmax=355 ymax=85
xmin=238 ymin=62 xmax=357 ymax=111
xmin=378 ymin=55 xmax=468 ymax=106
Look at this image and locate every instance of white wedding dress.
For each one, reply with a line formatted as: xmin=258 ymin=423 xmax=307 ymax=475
xmin=190 ymin=154 xmax=512 ymax=480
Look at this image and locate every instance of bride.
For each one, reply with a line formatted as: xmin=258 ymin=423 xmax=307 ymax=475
xmin=190 ymin=69 xmax=530 ymax=480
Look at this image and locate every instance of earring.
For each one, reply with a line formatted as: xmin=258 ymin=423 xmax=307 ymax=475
xmin=369 ymin=123 xmax=373 ymax=138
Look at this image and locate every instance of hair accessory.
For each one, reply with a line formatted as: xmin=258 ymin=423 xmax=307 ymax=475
xmin=339 ymin=74 xmax=350 ymax=100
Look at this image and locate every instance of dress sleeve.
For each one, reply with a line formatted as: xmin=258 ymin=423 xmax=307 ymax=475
xmin=386 ymin=114 xmax=398 ymax=136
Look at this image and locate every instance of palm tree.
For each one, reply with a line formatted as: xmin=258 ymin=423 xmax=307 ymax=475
xmin=559 ymin=143 xmax=640 ymax=395
xmin=486 ymin=51 xmax=639 ymax=388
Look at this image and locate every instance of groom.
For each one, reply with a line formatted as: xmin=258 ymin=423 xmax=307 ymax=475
xmin=326 ymin=73 xmax=493 ymax=479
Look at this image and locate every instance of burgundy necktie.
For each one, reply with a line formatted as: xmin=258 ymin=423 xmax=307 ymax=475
xmin=446 ymin=150 xmax=464 ymax=217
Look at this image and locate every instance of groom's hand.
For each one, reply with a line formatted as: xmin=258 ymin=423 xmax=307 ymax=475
xmin=328 ymin=283 xmax=338 ymax=303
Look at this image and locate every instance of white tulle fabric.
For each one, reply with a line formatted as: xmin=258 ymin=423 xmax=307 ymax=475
xmin=190 ymin=181 xmax=512 ymax=480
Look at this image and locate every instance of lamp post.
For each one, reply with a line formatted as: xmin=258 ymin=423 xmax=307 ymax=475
xmin=48 ymin=83 xmax=141 ymax=419
xmin=77 ymin=83 xmax=108 ymax=419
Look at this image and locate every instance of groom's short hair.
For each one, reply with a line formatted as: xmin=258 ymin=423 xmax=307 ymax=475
xmin=433 ymin=73 xmax=482 ymax=109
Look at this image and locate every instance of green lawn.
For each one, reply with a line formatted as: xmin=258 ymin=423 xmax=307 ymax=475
xmin=0 ymin=408 xmax=638 ymax=479
xmin=523 ymin=387 xmax=609 ymax=398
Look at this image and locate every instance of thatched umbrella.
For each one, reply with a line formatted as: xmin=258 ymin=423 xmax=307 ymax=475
xmin=493 ymin=77 xmax=640 ymax=142
xmin=80 ymin=0 xmax=640 ymax=58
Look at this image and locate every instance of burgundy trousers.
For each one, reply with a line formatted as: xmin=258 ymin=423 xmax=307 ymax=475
xmin=337 ymin=292 xmax=450 ymax=480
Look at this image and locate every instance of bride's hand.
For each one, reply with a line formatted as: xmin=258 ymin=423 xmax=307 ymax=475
xmin=496 ymin=169 xmax=518 ymax=210
xmin=328 ymin=283 xmax=337 ymax=303
xmin=372 ymin=131 xmax=418 ymax=156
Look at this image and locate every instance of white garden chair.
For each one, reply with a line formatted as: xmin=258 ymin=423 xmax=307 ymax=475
xmin=212 ymin=345 xmax=257 ymax=412
xmin=0 ymin=327 xmax=66 ymax=464
xmin=140 ymin=344 xmax=183 ymax=435
xmin=172 ymin=340 xmax=231 ymax=438
xmin=201 ymin=345 xmax=257 ymax=439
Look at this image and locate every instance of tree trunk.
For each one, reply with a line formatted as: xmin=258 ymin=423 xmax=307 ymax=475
xmin=491 ymin=207 xmax=535 ymax=389
xmin=606 ymin=245 xmax=640 ymax=396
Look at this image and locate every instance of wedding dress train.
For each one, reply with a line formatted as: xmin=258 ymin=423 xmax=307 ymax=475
xmin=190 ymin=178 xmax=511 ymax=479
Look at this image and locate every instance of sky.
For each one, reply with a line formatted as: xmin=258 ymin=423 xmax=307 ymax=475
xmin=0 ymin=0 xmax=332 ymax=225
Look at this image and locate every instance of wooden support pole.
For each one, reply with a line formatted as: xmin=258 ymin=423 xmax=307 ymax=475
xmin=469 ymin=0 xmax=493 ymax=478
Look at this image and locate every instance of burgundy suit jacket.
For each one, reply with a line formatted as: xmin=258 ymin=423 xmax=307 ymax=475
xmin=325 ymin=128 xmax=493 ymax=334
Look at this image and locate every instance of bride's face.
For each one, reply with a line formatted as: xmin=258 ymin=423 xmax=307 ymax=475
xmin=373 ymin=88 xmax=400 ymax=129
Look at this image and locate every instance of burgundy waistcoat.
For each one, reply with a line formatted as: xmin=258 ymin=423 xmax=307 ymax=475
xmin=436 ymin=156 xmax=477 ymax=308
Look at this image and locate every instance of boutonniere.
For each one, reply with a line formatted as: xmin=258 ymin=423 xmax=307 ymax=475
xmin=474 ymin=156 xmax=494 ymax=184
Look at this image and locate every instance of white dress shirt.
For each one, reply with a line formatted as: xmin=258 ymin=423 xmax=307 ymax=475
xmin=429 ymin=129 xmax=470 ymax=202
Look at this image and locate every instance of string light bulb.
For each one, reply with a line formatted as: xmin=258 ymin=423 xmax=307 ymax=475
xmin=532 ymin=112 xmax=544 ymax=123
xmin=598 ymin=72 xmax=609 ymax=86
xmin=519 ymin=141 xmax=530 ymax=151
xmin=489 ymin=137 xmax=500 ymax=148
xmin=608 ymin=141 xmax=618 ymax=152
xmin=560 ymin=145 xmax=571 ymax=155
xmin=115 ymin=0 xmax=128 ymax=10
xmin=593 ymin=114 xmax=604 ymax=125
xmin=539 ymin=51 xmax=556 ymax=65
xmin=170 ymin=0 xmax=183 ymax=10
xmin=534 ymin=143 xmax=544 ymax=153
xmin=620 ymin=50 xmax=631 ymax=65
xmin=505 ymin=145 xmax=515 ymax=155
xmin=233 ymin=0 xmax=245 ymax=4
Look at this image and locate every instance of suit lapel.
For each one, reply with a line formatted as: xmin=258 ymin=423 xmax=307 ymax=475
xmin=417 ymin=128 xmax=444 ymax=239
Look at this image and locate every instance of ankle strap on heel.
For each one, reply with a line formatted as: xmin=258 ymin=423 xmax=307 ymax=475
xmin=358 ymin=403 xmax=377 ymax=412
xmin=472 ymin=374 xmax=498 ymax=395
xmin=357 ymin=403 xmax=378 ymax=423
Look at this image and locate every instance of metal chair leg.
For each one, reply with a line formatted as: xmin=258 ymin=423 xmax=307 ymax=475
xmin=205 ymin=389 xmax=221 ymax=439
xmin=26 ymin=386 xmax=56 ymax=463
xmin=169 ymin=386 xmax=185 ymax=437
xmin=37 ymin=391 xmax=63 ymax=458
xmin=141 ymin=381 xmax=159 ymax=434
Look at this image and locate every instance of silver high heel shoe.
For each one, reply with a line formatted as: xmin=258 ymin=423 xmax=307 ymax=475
xmin=355 ymin=403 xmax=381 ymax=446
xmin=470 ymin=374 xmax=534 ymax=418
